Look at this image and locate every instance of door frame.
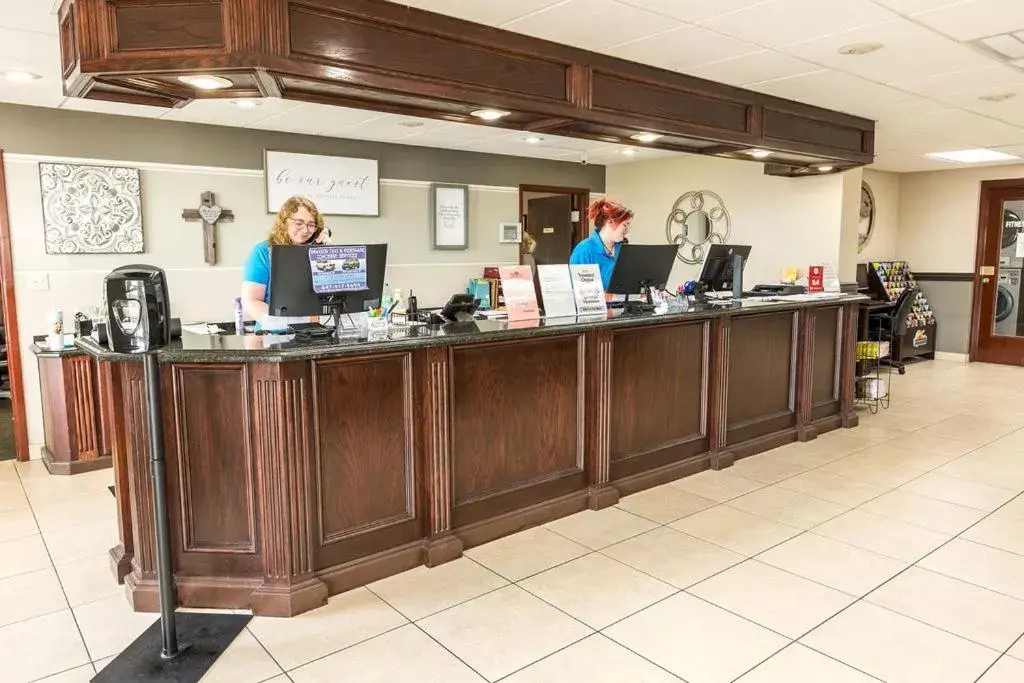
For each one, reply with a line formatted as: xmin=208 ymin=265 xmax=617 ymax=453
xmin=518 ymin=184 xmax=591 ymax=264
xmin=969 ymin=178 xmax=1024 ymax=364
xmin=0 ymin=149 xmax=29 ymax=461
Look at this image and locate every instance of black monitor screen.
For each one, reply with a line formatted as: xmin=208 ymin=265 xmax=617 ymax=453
xmin=607 ymin=244 xmax=679 ymax=295
xmin=697 ymin=244 xmax=752 ymax=292
xmin=269 ymin=243 xmax=388 ymax=318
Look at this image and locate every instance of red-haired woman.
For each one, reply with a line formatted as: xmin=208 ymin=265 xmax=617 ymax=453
xmin=569 ymin=198 xmax=634 ymax=289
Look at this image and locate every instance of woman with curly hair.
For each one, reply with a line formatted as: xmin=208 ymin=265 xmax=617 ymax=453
xmin=241 ymin=195 xmax=329 ymax=329
xmin=569 ymin=197 xmax=634 ymax=289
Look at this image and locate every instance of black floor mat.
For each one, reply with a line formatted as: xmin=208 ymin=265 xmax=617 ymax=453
xmin=0 ymin=400 xmax=14 ymax=462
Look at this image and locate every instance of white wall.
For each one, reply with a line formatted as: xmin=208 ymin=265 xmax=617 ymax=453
xmin=4 ymin=156 xmax=522 ymax=452
xmin=860 ymin=169 xmax=901 ymax=263
xmin=606 ymin=154 xmax=846 ymax=286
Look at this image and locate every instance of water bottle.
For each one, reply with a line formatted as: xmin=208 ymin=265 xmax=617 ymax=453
xmin=234 ymin=297 xmax=245 ymax=335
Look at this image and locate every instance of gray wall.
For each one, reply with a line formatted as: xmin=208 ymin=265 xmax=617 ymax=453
xmin=918 ymin=280 xmax=973 ymax=354
xmin=0 ymin=103 xmax=606 ymax=190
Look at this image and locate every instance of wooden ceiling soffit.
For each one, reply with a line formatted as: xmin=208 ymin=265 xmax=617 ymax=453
xmin=58 ymin=0 xmax=875 ymax=168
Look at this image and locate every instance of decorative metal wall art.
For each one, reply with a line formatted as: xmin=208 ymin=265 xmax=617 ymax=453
xmin=858 ymin=180 xmax=876 ymax=253
xmin=39 ymin=163 xmax=144 ymax=254
xmin=665 ymin=190 xmax=731 ymax=264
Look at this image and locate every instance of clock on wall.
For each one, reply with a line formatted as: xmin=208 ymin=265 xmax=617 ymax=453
xmin=858 ymin=181 xmax=875 ymax=253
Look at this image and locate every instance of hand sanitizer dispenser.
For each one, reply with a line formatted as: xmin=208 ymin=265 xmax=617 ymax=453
xmin=104 ymin=265 xmax=171 ymax=354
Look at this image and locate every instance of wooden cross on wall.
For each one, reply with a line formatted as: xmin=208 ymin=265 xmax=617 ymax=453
xmin=182 ymin=191 xmax=234 ymax=266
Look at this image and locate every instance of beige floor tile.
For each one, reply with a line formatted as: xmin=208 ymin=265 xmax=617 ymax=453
xmin=544 ymin=507 xmax=657 ymax=551
xmin=900 ymin=472 xmax=1017 ymax=512
xmin=465 ymin=527 xmax=589 ymax=582
xmin=802 ymin=602 xmax=999 ymax=683
xmin=604 ymin=591 xmax=788 ymax=683
xmin=198 ymin=628 xmax=286 ymax=683
xmin=668 ymin=470 xmax=764 ymax=503
xmin=92 ymin=656 xmax=115 ymax=671
xmin=602 ymin=527 xmax=743 ymax=589
xmin=31 ymin=663 xmax=97 ymax=682
xmin=963 ymin=511 xmax=1024 ymax=556
xmin=55 ymin=554 xmax=121 ymax=608
xmin=0 ymin=507 xmax=38 ymax=542
xmin=20 ymin=469 xmax=113 ymax=505
xmin=72 ymin=593 xmax=159 ymax=662
xmin=368 ymin=557 xmax=507 ymax=621
xmin=502 ymin=633 xmax=682 ymax=683
xmin=758 ymin=533 xmax=907 ymax=596
xmin=0 ymin=460 xmax=18 ymax=482
xmin=728 ymin=455 xmax=807 ymax=485
xmin=726 ymin=486 xmax=847 ymax=530
xmin=419 ymin=585 xmax=591 ymax=682
xmin=519 ymin=553 xmax=676 ymax=629
xmin=42 ymin=518 xmax=118 ymax=566
xmin=735 ymin=643 xmax=878 ymax=683
xmin=776 ymin=470 xmax=886 ymax=507
xmin=937 ymin=453 xmax=1024 ymax=491
xmin=922 ymin=416 xmax=1019 ymax=443
xmin=0 ymin=610 xmax=90 ymax=682
xmin=689 ymin=560 xmax=855 ymax=638
xmin=979 ymin=656 xmax=1024 ymax=683
xmin=1010 ymin=636 xmax=1024 ymax=659
xmin=13 ymin=460 xmax=50 ymax=481
xmin=0 ymin=534 xmax=52 ymax=580
xmin=0 ymin=567 xmax=68 ymax=629
xmin=866 ymin=567 xmax=1024 ymax=651
xmin=812 ymin=509 xmax=951 ymax=562
xmin=998 ymin=496 xmax=1024 ymax=522
xmin=920 ymin=539 xmax=1024 ymax=601
xmin=842 ymin=423 xmax=914 ymax=444
xmin=817 ymin=458 xmax=923 ymax=489
xmin=670 ymin=505 xmax=801 ymax=556
xmin=867 ymin=431 xmax=979 ymax=458
xmin=0 ymin=481 xmax=29 ymax=513
xmin=249 ymin=588 xmax=407 ymax=671
xmin=615 ymin=485 xmax=716 ymax=524
xmin=290 ymin=624 xmax=484 ymax=682
xmin=858 ymin=489 xmax=987 ymax=535
xmin=31 ymin=494 xmax=114 ymax=534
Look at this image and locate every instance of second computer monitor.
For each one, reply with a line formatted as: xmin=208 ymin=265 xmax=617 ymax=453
xmin=698 ymin=244 xmax=751 ymax=292
xmin=269 ymin=243 xmax=388 ymax=317
xmin=607 ymin=244 xmax=679 ymax=295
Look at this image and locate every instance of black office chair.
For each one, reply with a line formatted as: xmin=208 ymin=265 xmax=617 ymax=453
xmin=869 ymin=286 xmax=918 ymax=376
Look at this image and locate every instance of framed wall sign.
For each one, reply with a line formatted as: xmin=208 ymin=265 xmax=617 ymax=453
xmin=39 ymin=163 xmax=144 ymax=254
xmin=264 ymin=150 xmax=380 ymax=216
xmin=431 ymin=183 xmax=469 ymax=250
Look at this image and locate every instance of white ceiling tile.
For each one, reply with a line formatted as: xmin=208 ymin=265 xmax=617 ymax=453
xmin=396 ymin=121 xmax=520 ymax=145
xmin=160 ymin=97 xmax=302 ymax=126
xmin=871 ymin=0 xmax=968 ymax=12
xmin=884 ymin=108 xmax=1024 ymax=147
xmin=965 ymin=99 xmax=1024 ymax=126
xmin=326 ymin=113 xmax=451 ymax=142
xmin=873 ymin=126 xmax=962 ymax=153
xmin=0 ymin=27 xmax=64 ymax=108
xmin=249 ymin=102 xmax=384 ymax=135
xmin=684 ymin=50 xmax=821 ymax=85
xmin=913 ymin=0 xmax=1024 ymax=41
xmin=749 ymin=69 xmax=916 ymax=119
xmin=383 ymin=0 xmax=561 ymax=26
xmin=0 ymin=1 xmax=59 ymax=34
xmin=700 ymin=0 xmax=898 ymax=48
xmin=780 ymin=18 xmax=993 ymax=85
xmin=893 ymin=64 xmax=1024 ymax=99
xmin=503 ymin=0 xmax=682 ymax=50
xmin=609 ymin=25 xmax=760 ymax=71
xmin=60 ymin=97 xmax=169 ymax=119
xmin=614 ymin=0 xmax=771 ymax=23
xmin=993 ymin=143 xmax=1024 ymax=158
xmin=869 ymin=151 xmax=958 ymax=172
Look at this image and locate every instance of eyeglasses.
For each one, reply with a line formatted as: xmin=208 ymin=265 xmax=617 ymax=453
xmin=290 ymin=218 xmax=318 ymax=231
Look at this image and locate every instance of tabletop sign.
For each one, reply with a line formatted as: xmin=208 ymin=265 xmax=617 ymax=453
xmin=808 ymin=265 xmax=824 ymax=293
xmin=308 ymin=246 xmax=368 ymax=294
xmin=570 ymin=264 xmax=607 ymax=316
xmin=498 ymin=265 xmax=540 ymax=322
xmin=537 ymin=264 xmax=577 ymax=319
xmin=265 ymin=150 xmax=379 ymax=216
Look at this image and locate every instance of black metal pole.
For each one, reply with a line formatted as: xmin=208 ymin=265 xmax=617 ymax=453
xmin=143 ymin=352 xmax=179 ymax=660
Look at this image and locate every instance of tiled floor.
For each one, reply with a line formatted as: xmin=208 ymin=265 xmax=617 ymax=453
xmin=3 ymin=360 xmax=1024 ymax=682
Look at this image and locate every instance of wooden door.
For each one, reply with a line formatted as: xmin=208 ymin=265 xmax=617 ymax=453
xmin=525 ymin=195 xmax=574 ymax=266
xmin=972 ymin=181 xmax=1024 ymax=364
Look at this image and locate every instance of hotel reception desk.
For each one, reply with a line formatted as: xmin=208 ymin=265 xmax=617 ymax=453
xmin=79 ymin=295 xmax=863 ymax=617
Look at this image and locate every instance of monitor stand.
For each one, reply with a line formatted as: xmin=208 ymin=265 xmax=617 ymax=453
xmin=325 ymin=295 xmax=351 ymax=342
xmin=621 ymin=281 xmax=658 ymax=314
xmin=731 ymin=252 xmax=744 ymax=301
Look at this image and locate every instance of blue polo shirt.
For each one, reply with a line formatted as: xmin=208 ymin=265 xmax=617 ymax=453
xmin=243 ymin=241 xmax=272 ymax=303
xmin=569 ymin=230 xmax=621 ymax=289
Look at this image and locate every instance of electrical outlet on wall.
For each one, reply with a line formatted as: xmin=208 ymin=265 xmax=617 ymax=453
xmin=26 ymin=273 xmax=50 ymax=291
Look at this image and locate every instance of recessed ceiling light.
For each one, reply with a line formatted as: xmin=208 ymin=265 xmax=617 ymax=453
xmin=621 ymin=148 xmax=638 ymax=156
xmin=630 ymin=132 xmax=662 ymax=143
xmin=746 ymin=149 xmax=773 ymax=159
xmin=817 ymin=165 xmax=835 ymax=172
xmin=979 ymin=92 xmax=1017 ymax=102
xmin=524 ymin=135 xmax=543 ymax=144
xmin=838 ymin=42 xmax=884 ymax=56
xmin=231 ymin=99 xmax=262 ymax=109
xmin=177 ymin=75 xmax=233 ymax=90
xmin=2 ymin=70 xmax=42 ymax=83
xmin=470 ymin=109 xmax=510 ymax=121
xmin=925 ymin=149 xmax=1021 ymax=163
xmin=398 ymin=120 xmax=425 ymax=128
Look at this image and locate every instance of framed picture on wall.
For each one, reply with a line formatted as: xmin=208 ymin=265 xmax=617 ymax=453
xmin=264 ymin=150 xmax=380 ymax=216
xmin=431 ymin=183 xmax=469 ymax=250
xmin=38 ymin=163 xmax=144 ymax=254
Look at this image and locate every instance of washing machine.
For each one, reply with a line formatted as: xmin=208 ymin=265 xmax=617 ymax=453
xmin=1001 ymin=209 xmax=1024 ymax=268
xmin=996 ymin=268 xmax=1021 ymax=335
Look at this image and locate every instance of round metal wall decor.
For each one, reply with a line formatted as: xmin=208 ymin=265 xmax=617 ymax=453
xmin=665 ymin=190 xmax=731 ymax=264
xmin=858 ymin=180 xmax=875 ymax=253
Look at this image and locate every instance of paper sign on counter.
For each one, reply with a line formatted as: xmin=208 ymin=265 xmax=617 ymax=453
xmin=570 ymin=264 xmax=607 ymax=317
xmin=498 ymin=266 xmax=540 ymax=322
xmin=537 ymin=264 xmax=577 ymax=319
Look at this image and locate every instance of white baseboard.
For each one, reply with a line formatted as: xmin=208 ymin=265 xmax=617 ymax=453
xmin=934 ymin=352 xmax=969 ymax=363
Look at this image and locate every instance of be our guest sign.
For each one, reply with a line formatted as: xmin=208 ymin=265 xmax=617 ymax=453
xmin=265 ymin=150 xmax=380 ymax=216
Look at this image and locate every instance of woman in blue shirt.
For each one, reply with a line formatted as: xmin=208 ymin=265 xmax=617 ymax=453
xmin=569 ymin=198 xmax=634 ymax=289
xmin=241 ymin=196 xmax=329 ymax=329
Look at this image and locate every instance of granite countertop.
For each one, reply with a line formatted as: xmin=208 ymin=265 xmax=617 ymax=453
xmin=31 ymin=341 xmax=85 ymax=358
xmin=76 ymin=294 xmax=867 ymax=364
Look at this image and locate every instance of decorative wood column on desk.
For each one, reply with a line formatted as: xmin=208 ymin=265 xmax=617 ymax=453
xmin=34 ymin=347 xmax=113 ymax=475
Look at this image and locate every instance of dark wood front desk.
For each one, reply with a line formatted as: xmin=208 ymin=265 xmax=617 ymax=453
xmin=79 ymin=296 xmax=862 ymax=617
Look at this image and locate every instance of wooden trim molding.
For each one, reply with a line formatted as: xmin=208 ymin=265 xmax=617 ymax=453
xmin=0 ymin=149 xmax=29 ymax=462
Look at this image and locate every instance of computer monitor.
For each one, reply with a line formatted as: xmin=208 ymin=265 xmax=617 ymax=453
xmin=698 ymin=244 xmax=751 ymax=294
xmin=268 ymin=243 xmax=388 ymax=318
xmin=607 ymin=243 xmax=679 ymax=312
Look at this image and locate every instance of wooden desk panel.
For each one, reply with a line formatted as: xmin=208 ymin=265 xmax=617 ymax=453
xmin=811 ymin=307 xmax=842 ymax=421
xmin=726 ymin=312 xmax=797 ymax=445
xmin=36 ymin=352 xmax=111 ymax=474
